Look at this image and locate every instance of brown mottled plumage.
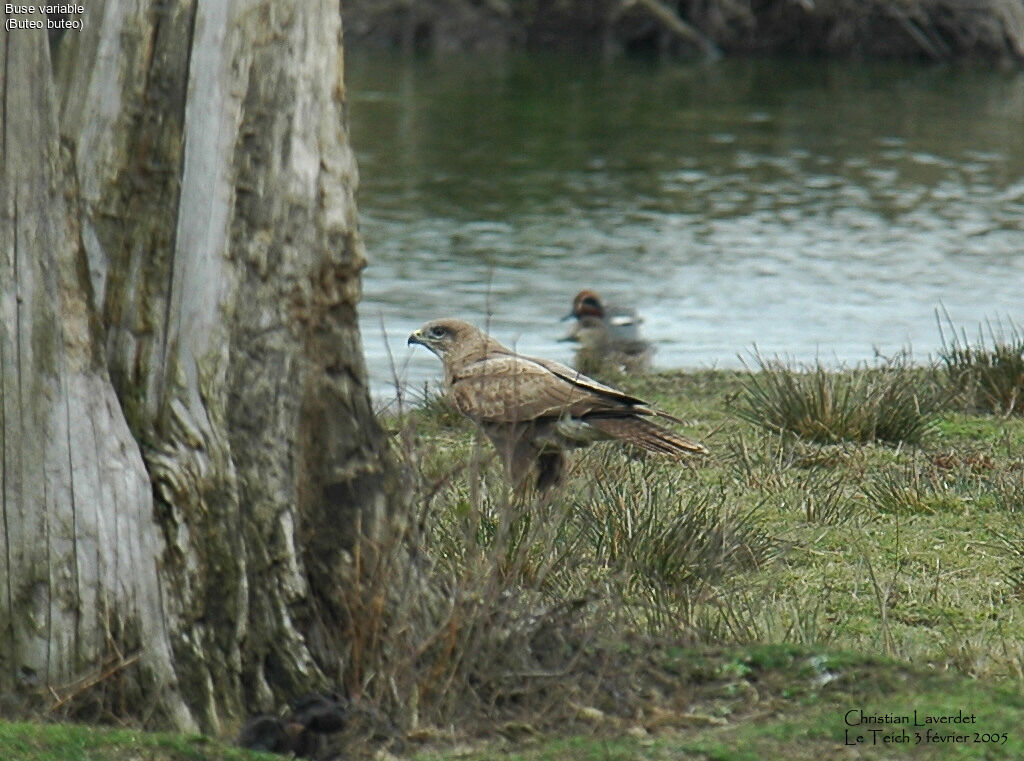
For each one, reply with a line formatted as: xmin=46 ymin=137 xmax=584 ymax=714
xmin=408 ymin=319 xmax=706 ymax=489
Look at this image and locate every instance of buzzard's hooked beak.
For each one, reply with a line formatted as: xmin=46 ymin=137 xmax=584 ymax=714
xmin=407 ymin=330 xmax=424 ymax=347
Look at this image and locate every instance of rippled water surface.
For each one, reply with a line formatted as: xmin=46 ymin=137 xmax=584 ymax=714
xmin=348 ymin=53 xmax=1024 ymax=398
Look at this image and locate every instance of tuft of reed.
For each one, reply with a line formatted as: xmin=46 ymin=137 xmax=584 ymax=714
xmin=710 ymin=582 xmax=840 ymax=648
xmin=861 ymin=469 xmax=935 ymax=515
xmin=735 ymin=352 xmax=939 ymax=445
xmin=991 ymin=528 xmax=1024 ymax=601
xmin=335 ymin=473 xmax=591 ymax=733
xmin=985 ymin=469 xmax=1024 ymax=513
xmin=791 ymin=468 xmax=858 ymax=525
xmin=721 ymin=431 xmax=796 ymax=491
xmin=859 ymin=457 xmax=964 ymax=515
xmin=938 ymin=313 xmax=1024 ymax=416
xmin=575 ymin=455 xmax=780 ymax=631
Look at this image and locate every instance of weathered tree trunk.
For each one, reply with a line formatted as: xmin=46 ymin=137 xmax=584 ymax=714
xmin=1 ymin=0 xmax=395 ymax=732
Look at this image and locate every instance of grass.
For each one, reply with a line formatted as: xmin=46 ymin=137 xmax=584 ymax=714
xmin=7 ymin=645 xmax=1024 ymax=760
xmin=349 ymin=362 xmax=1024 ymax=748
xmin=7 ymin=361 xmax=1024 ymax=760
xmin=0 ymin=720 xmax=275 ymax=761
xmin=939 ymin=315 xmax=1024 ymax=416
xmin=399 ymin=644 xmax=1024 ymax=761
xmin=736 ymin=352 xmax=941 ymax=444
xmin=574 ymin=458 xmax=779 ymax=626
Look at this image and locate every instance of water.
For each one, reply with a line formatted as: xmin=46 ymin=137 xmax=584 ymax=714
xmin=348 ymin=53 xmax=1024 ymax=400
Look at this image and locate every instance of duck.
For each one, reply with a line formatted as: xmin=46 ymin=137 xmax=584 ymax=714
xmin=562 ymin=314 xmax=654 ymax=376
xmin=566 ymin=289 xmax=644 ymax=343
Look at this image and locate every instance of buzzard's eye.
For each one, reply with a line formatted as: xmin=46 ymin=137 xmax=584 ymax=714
xmin=429 ymin=326 xmax=447 ymax=339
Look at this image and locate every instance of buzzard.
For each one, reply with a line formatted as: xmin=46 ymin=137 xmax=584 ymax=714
xmin=408 ymin=319 xmax=706 ymax=489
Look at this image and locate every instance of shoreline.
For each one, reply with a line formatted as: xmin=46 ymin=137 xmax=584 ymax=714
xmin=343 ymin=0 xmax=1024 ymax=64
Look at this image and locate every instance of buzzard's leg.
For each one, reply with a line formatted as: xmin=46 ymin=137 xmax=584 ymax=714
xmin=535 ymin=451 xmax=565 ymax=490
xmin=483 ymin=422 xmax=567 ymax=490
xmin=483 ymin=423 xmax=536 ymax=488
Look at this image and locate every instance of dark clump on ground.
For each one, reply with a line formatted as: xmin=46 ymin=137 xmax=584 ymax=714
xmin=343 ymin=0 xmax=1024 ymax=63
xmin=237 ymin=692 xmax=348 ymax=758
xmin=237 ymin=690 xmax=406 ymax=759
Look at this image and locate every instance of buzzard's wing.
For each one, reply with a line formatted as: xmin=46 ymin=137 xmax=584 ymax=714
xmin=531 ymin=356 xmax=682 ymax=424
xmin=528 ymin=356 xmax=644 ymax=402
xmin=450 ymin=354 xmax=632 ymax=423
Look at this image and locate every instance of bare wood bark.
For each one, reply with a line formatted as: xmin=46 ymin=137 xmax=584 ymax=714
xmin=2 ymin=0 xmax=396 ymax=732
xmin=1 ymin=11 xmax=191 ymax=727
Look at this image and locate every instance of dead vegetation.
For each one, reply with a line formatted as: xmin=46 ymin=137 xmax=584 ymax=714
xmin=343 ymin=0 xmax=1024 ymax=63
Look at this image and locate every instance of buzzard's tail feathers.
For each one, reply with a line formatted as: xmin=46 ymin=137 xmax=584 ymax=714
xmin=587 ymin=416 xmax=707 ymax=458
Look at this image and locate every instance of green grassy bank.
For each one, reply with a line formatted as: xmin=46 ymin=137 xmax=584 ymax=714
xmin=391 ymin=360 xmax=1024 ymax=692
xmin=5 ymin=347 xmax=1024 ymax=760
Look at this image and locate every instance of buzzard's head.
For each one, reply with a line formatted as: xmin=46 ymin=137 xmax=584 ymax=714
xmin=408 ymin=318 xmax=469 ymax=359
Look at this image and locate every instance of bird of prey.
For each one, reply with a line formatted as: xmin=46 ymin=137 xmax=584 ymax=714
xmin=408 ymin=318 xmax=706 ymax=490
xmin=566 ymin=289 xmax=645 ymax=342
xmin=562 ymin=314 xmax=654 ymax=376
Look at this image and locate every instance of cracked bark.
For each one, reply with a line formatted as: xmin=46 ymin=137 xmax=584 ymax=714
xmin=1 ymin=0 xmax=395 ymax=732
